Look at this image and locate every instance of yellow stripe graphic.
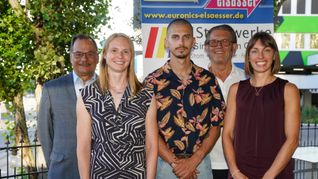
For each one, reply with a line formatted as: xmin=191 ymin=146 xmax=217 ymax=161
xmin=156 ymin=27 xmax=167 ymax=58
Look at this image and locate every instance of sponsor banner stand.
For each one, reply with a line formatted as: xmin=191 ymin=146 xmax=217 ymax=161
xmin=141 ymin=0 xmax=274 ymax=78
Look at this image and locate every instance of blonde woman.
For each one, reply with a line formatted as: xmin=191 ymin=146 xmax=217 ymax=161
xmin=77 ymin=33 xmax=158 ymax=179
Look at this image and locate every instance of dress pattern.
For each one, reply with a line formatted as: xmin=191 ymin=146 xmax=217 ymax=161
xmin=144 ymin=60 xmax=225 ymax=155
xmin=81 ymin=82 xmax=153 ymax=179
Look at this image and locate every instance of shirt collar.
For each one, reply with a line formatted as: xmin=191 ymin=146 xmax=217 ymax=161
xmin=73 ymin=71 xmax=97 ymax=97
xmin=73 ymin=71 xmax=97 ymax=86
xmin=208 ymin=62 xmax=240 ymax=78
xmin=164 ymin=59 xmax=197 ymax=77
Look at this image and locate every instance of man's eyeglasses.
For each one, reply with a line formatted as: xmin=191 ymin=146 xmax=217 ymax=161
xmin=206 ymin=39 xmax=232 ymax=47
xmin=72 ymin=51 xmax=98 ymax=59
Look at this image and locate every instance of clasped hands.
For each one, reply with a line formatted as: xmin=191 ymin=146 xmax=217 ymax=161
xmin=171 ymin=158 xmax=199 ymax=179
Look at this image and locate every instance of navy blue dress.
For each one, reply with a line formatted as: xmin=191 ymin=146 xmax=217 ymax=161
xmin=81 ymin=83 xmax=153 ymax=179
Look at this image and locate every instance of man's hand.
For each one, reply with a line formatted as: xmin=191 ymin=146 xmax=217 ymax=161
xmin=172 ymin=158 xmax=199 ymax=179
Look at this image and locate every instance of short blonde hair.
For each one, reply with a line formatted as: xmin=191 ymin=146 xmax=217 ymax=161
xmin=99 ymin=33 xmax=142 ymax=96
xmin=244 ymin=32 xmax=280 ymax=76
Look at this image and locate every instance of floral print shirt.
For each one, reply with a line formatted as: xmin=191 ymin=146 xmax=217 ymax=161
xmin=144 ymin=60 xmax=225 ymax=155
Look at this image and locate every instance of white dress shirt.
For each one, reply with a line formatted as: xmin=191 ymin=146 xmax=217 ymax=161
xmin=210 ymin=64 xmax=246 ymax=170
xmin=73 ymin=71 xmax=97 ymax=97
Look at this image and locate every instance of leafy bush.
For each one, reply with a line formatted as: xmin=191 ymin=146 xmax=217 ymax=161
xmin=1 ymin=120 xmax=16 ymax=145
xmin=301 ymin=105 xmax=318 ymax=123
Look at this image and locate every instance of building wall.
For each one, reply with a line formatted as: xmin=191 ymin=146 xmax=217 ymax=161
xmin=275 ymin=0 xmax=318 ymax=67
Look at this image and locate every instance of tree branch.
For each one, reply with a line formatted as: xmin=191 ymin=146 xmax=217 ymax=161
xmin=8 ymin=0 xmax=43 ymax=45
xmin=8 ymin=0 xmax=26 ymax=18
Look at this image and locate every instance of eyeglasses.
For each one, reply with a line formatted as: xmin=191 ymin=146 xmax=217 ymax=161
xmin=72 ymin=51 xmax=97 ymax=59
xmin=206 ymin=39 xmax=232 ymax=47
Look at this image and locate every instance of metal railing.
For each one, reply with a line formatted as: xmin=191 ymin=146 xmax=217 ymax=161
xmin=299 ymin=122 xmax=318 ymax=147
xmin=294 ymin=122 xmax=318 ymax=179
xmin=0 ymin=122 xmax=317 ymax=178
xmin=0 ymin=135 xmax=47 ymax=179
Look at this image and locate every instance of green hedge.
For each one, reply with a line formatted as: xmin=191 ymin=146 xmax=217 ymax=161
xmin=301 ymin=105 xmax=318 ymax=123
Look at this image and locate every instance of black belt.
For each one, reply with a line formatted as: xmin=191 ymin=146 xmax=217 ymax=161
xmin=175 ymin=153 xmax=192 ymax=159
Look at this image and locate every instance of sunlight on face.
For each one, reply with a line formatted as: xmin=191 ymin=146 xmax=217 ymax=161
xmin=105 ymin=37 xmax=132 ymax=74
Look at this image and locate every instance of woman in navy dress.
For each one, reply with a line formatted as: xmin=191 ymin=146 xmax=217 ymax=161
xmin=223 ymin=32 xmax=300 ymax=179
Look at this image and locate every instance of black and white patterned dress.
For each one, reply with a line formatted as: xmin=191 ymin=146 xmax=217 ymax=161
xmin=81 ymin=82 xmax=153 ymax=179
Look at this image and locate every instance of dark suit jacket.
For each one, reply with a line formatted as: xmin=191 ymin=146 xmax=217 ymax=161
xmin=37 ymin=73 xmax=80 ymax=179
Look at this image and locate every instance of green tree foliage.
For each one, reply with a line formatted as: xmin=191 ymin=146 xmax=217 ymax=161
xmin=0 ymin=1 xmax=35 ymax=103
xmin=0 ymin=0 xmax=111 ymax=172
xmin=301 ymin=105 xmax=318 ymax=123
xmin=1 ymin=0 xmax=112 ymax=104
xmin=27 ymin=0 xmax=111 ymax=84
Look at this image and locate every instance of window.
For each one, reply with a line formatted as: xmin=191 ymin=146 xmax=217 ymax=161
xmin=282 ymin=0 xmax=291 ymax=14
xmin=296 ymin=34 xmax=304 ymax=49
xmin=281 ymin=34 xmax=291 ymax=49
xmin=275 ymin=33 xmax=318 ymax=50
xmin=310 ymin=34 xmax=318 ymax=49
xmin=312 ymin=0 xmax=318 ymax=14
xmin=297 ymin=0 xmax=305 ymax=14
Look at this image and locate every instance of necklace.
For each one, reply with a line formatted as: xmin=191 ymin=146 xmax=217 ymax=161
xmin=254 ymin=86 xmax=264 ymax=96
xmin=251 ymin=76 xmax=275 ymax=96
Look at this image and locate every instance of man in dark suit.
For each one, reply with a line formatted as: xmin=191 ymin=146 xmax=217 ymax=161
xmin=37 ymin=34 xmax=98 ymax=179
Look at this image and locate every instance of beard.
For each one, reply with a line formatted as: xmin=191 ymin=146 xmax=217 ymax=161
xmin=170 ymin=47 xmax=190 ymax=59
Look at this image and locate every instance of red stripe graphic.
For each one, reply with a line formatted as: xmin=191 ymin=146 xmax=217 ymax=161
xmin=145 ymin=27 xmax=159 ymax=58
